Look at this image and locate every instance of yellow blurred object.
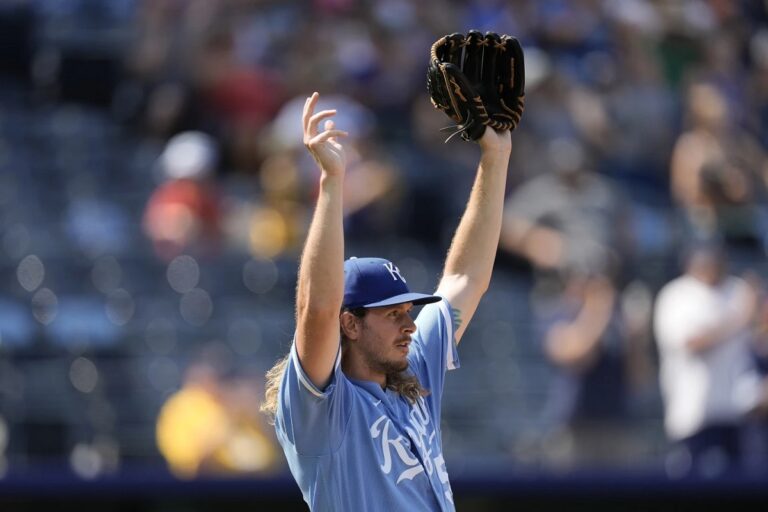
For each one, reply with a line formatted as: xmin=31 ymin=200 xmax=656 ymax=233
xmin=156 ymin=386 xmax=228 ymax=478
xmin=156 ymin=384 xmax=278 ymax=478
xmin=260 ymin=153 xmax=301 ymax=201
xmin=248 ymin=205 xmax=303 ymax=259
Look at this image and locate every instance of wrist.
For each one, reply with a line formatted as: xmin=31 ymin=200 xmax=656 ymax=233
xmin=479 ymin=149 xmax=511 ymax=168
xmin=319 ymin=171 xmax=344 ymax=189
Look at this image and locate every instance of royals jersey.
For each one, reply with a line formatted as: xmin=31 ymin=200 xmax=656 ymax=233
xmin=276 ymin=298 xmax=459 ymax=511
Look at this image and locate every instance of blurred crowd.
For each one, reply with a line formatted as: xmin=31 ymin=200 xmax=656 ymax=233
xmin=1 ymin=0 xmax=768 ymax=483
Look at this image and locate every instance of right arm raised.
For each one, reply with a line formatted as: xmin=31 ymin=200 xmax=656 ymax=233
xmin=295 ymin=92 xmax=349 ymax=390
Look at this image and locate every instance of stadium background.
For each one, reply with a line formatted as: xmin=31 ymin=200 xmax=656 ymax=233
xmin=0 ymin=0 xmax=768 ymax=510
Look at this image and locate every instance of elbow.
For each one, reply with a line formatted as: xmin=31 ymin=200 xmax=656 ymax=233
xmin=296 ymin=295 xmax=341 ymax=324
xmin=474 ymin=277 xmax=491 ymax=297
xmin=441 ymin=272 xmax=490 ymax=300
xmin=474 ymin=266 xmax=495 ymax=296
xmin=544 ymin=327 xmax=597 ymax=371
xmin=684 ymin=335 xmax=712 ymax=354
xmin=546 ymin=344 xmax=595 ymax=372
xmin=297 ymin=303 xmax=340 ymax=324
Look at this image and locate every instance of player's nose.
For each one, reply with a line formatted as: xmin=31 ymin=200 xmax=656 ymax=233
xmin=402 ymin=313 xmax=416 ymax=334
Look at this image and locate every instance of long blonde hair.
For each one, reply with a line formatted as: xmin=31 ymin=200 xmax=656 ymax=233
xmin=260 ymin=353 xmax=290 ymax=424
xmin=387 ymin=370 xmax=429 ymax=405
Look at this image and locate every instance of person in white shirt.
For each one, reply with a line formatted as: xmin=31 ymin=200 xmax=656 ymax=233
xmin=654 ymin=241 xmax=761 ymax=476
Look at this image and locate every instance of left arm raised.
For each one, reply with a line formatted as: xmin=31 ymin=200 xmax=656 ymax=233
xmin=436 ymin=129 xmax=512 ymax=343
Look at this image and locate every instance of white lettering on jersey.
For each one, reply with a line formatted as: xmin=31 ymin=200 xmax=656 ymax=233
xmin=383 ymin=262 xmax=406 ymax=283
xmin=370 ymin=415 xmax=423 ymax=482
xmin=368 ymin=397 xmax=452 ymax=499
xmin=404 ymin=398 xmax=433 ymax=474
xmin=434 ymin=454 xmax=453 ymax=503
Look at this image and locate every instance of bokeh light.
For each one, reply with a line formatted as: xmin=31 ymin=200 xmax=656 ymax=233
xmin=31 ymin=287 xmax=58 ymax=325
xmin=91 ymin=255 xmax=122 ymax=294
xmin=147 ymin=357 xmax=181 ymax=394
xmin=166 ymin=255 xmax=200 ymax=293
xmin=227 ymin=317 xmax=262 ymax=356
xmin=105 ymin=288 xmax=135 ymax=326
xmin=145 ymin=318 xmax=177 ymax=355
xmin=16 ymin=254 xmax=44 ymax=292
xmin=242 ymin=257 xmax=278 ymax=294
xmin=70 ymin=442 xmax=103 ymax=480
xmin=69 ymin=357 xmax=99 ymax=394
xmin=179 ymin=288 xmax=213 ymax=326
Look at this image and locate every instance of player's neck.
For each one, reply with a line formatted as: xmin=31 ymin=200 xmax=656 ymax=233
xmin=341 ymin=350 xmax=387 ymax=388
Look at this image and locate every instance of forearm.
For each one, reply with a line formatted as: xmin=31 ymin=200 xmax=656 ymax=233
xmin=686 ymin=322 xmax=746 ymax=353
xmin=546 ymin=307 xmax=612 ymax=368
xmin=686 ymin=288 xmax=756 ymax=353
xmin=545 ymin=324 xmax=601 ymax=369
xmin=436 ymin=130 xmax=511 ymax=342
xmin=296 ymin=174 xmax=345 ymax=317
xmin=501 ymin=217 xmax=564 ymax=269
xmin=443 ymin=149 xmax=510 ymax=287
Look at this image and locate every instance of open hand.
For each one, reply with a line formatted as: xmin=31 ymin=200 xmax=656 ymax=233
xmin=303 ymin=92 xmax=348 ymax=176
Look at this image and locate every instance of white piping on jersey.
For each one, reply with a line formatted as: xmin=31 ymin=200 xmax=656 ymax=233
xmin=292 ymin=343 xmax=342 ymax=398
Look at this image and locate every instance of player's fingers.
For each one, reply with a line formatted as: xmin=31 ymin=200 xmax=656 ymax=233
xmin=324 ymin=120 xmax=339 ymax=143
xmin=445 ymin=33 xmax=464 ymax=67
xmin=306 ymin=110 xmax=337 ymax=138
xmin=482 ymin=32 xmax=502 ymax=86
xmin=462 ymin=30 xmax=483 ymax=81
xmin=504 ymin=36 xmax=525 ymax=96
xmin=302 ymin=92 xmax=320 ymax=134
xmin=308 ymin=129 xmax=348 ymax=146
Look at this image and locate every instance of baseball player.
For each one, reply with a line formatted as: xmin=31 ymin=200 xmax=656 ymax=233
xmin=259 ymin=88 xmax=513 ymax=511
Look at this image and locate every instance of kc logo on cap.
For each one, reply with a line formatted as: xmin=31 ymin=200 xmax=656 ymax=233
xmin=343 ymin=257 xmax=440 ymax=309
xmin=382 ymin=261 xmax=406 ymax=283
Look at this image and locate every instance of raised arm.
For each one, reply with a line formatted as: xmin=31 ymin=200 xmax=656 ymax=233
xmin=436 ymin=129 xmax=512 ymax=343
xmin=295 ymin=92 xmax=349 ymax=389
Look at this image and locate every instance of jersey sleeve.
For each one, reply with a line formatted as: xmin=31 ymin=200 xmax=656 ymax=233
xmin=275 ymin=340 xmax=352 ymax=456
xmin=408 ymin=297 xmax=460 ymax=410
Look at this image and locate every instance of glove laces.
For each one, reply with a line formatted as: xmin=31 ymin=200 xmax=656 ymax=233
xmin=440 ymin=117 xmax=475 ymax=143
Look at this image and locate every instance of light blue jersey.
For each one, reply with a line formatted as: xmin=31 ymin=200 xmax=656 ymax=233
xmin=276 ymin=298 xmax=459 ymax=511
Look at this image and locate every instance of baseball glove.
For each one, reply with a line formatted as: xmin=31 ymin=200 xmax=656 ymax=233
xmin=427 ymin=30 xmax=525 ymax=142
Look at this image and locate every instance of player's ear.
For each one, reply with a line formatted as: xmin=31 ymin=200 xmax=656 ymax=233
xmin=340 ymin=311 xmax=361 ymax=341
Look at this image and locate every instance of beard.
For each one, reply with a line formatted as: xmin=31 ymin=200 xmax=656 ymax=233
xmin=364 ymin=349 xmax=409 ymax=375
xmin=357 ymin=321 xmax=411 ymax=374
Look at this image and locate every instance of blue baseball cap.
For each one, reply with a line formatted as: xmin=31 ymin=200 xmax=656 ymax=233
xmin=343 ymin=257 xmax=441 ymax=309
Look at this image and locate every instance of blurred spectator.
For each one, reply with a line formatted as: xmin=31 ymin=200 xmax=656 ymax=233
xmin=654 ymin=242 xmax=763 ymax=477
xmin=124 ymin=0 xmax=286 ymax=162
xmin=240 ymin=93 xmax=402 ymax=258
xmin=156 ymin=355 xmax=280 ymax=479
xmin=598 ymin=21 xmax=677 ymax=188
xmin=535 ymin=269 xmax=653 ymax=468
xmin=143 ymin=131 xmax=223 ymax=262
xmin=748 ymin=27 xmax=768 ymax=150
xmin=500 ymin=137 xmax=632 ymax=275
xmin=65 ymin=196 xmax=132 ymax=258
xmin=402 ymin=94 xmax=485 ymax=247
xmin=120 ymin=0 xmax=202 ymax=137
xmin=743 ymin=273 xmax=768 ymax=473
xmin=670 ymin=82 xmax=768 ymax=253
xmin=193 ymin=23 xmax=284 ymax=173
